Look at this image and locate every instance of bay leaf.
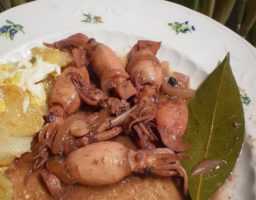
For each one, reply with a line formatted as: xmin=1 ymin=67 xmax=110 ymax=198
xmin=181 ymin=54 xmax=244 ymax=200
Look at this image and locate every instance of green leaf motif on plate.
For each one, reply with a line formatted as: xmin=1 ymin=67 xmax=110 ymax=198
xmin=82 ymin=13 xmax=103 ymax=24
xmin=168 ymin=21 xmax=195 ymax=34
xmin=181 ymin=54 xmax=245 ymax=200
xmin=240 ymin=92 xmax=251 ymax=105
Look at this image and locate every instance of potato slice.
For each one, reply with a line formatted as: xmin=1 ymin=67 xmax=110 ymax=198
xmin=0 ymin=85 xmax=44 ymax=137
xmin=0 ymin=135 xmax=32 ymax=166
xmin=0 ymin=172 xmax=12 ymax=200
xmin=31 ymin=47 xmax=73 ymax=67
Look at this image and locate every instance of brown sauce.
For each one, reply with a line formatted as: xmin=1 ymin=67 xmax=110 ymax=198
xmin=5 ymin=136 xmax=183 ymax=200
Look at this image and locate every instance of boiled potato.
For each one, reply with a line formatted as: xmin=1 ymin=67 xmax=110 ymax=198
xmin=0 ymin=135 xmax=32 ymax=166
xmin=0 ymin=172 xmax=12 ymax=200
xmin=0 ymin=85 xmax=44 ymax=137
xmin=31 ymin=47 xmax=73 ymax=67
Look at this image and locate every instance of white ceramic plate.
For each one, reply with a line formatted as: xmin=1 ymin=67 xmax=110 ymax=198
xmin=0 ymin=0 xmax=255 ymax=199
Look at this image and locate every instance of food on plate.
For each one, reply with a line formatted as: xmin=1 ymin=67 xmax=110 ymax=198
xmin=30 ymin=34 xmax=189 ymax=199
xmin=86 ymin=38 xmax=137 ymax=100
xmin=0 ymin=85 xmax=43 ymax=137
xmin=181 ymin=54 xmax=244 ymax=200
xmin=31 ymin=47 xmax=73 ymax=67
xmin=0 ymin=49 xmax=74 ymax=166
xmin=0 ymin=33 xmax=244 ymax=200
xmin=6 ymin=146 xmax=183 ymax=200
xmin=0 ymin=85 xmax=43 ymax=165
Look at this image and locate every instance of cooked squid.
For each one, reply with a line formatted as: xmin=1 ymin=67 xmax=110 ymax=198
xmin=31 ymin=66 xmax=91 ymax=169
xmin=124 ymin=40 xmax=163 ymax=149
xmin=156 ymin=96 xmax=190 ymax=152
xmin=86 ymin=38 xmax=137 ymax=100
xmin=51 ymin=107 xmax=135 ymax=155
xmin=4 ymin=33 xmax=194 ymax=200
xmin=42 ymin=141 xmax=188 ymax=199
xmin=45 ymin=33 xmax=89 ymax=67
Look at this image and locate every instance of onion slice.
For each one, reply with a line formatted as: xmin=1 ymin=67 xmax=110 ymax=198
xmin=162 ymin=80 xmax=195 ymax=100
xmin=111 ymin=106 xmax=137 ymax=127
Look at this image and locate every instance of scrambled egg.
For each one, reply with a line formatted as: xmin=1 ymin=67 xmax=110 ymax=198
xmin=0 ymin=56 xmax=61 ymax=113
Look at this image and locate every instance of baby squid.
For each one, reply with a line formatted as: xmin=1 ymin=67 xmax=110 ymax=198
xmin=32 ymin=66 xmax=90 ymax=169
xmin=42 ymin=141 xmax=188 ymax=199
xmin=50 ymin=109 xmax=130 ymax=155
xmin=156 ymin=96 xmax=190 ymax=152
xmin=126 ymin=40 xmax=162 ymax=149
xmin=86 ymin=38 xmax=137 ymax=100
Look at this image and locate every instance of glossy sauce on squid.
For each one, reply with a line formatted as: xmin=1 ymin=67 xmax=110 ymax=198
xmin=6 ymin=137 xmax=182 ymax=200
xmin=3 ymin=33 xmax=194 ymax=200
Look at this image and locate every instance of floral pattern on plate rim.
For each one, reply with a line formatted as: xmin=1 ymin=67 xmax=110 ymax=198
xmin=0 ymin=20 xmax=24 ymax=40
xmin=82 ymin=13 xmax=103 ymax=24
xmin=168 ymin=21 xmax=195 ymax=34
xmin=239 ymin=87 xmax=251 ymax=105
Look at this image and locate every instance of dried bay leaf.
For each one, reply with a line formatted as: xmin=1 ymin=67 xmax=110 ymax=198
xmin=181 ymin=54 xmax=244 ymax=200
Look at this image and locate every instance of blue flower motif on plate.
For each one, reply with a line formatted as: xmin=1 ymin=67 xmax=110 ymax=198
xmin=168 ymin=21 xmax=195 ymax=34
xmin=0 ymin=20 xmax=24 ymax=40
